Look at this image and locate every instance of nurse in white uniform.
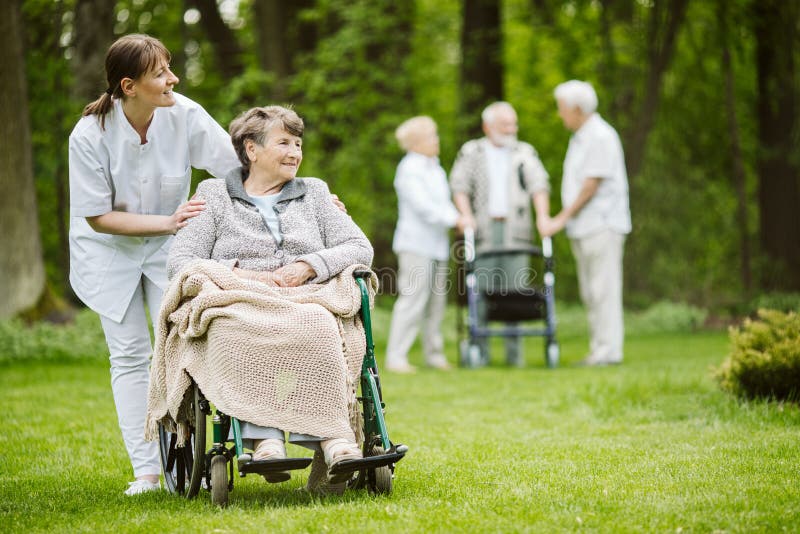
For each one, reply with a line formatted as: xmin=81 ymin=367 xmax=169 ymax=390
xmin=68 ymin=34 xmax=239 ymax=496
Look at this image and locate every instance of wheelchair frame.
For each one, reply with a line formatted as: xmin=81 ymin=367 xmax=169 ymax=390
xmin=157 ymin=271 xmax=407 ymax=506
xmin=458 ymin=228 xmax=559 ymax=368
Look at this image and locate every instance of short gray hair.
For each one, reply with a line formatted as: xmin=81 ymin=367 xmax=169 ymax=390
xmin=228 ymin=105 xmax=304 ymax=175
xmin=554 ymin=80 xmax=598 ymax=114
xmin=481 ymin=101 xmax=515 ymax=125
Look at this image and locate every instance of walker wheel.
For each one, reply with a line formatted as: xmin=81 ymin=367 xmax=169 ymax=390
xmin=459 ymin=340 xmax=483 ymax=368
xmin=546 ymin=340 xmax=560 ymax=368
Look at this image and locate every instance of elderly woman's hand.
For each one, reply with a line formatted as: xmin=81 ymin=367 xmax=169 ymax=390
xmin=272 ymin=261 xmax=316 ymax=287
xmin=233 ymin=267 xmax=279 ymax=286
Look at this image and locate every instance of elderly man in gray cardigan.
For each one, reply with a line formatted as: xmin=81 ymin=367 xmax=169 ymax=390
xmin=167 ymin=105 xmax=372 ymax=485
xmin=450 ymin=101 xmax=551 ymax=366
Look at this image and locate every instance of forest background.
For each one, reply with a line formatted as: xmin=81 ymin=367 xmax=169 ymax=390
xmin=2 ymin=0 xmax=799 ymax=320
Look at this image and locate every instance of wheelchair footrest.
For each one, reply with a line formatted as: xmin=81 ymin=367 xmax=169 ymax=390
xmin=239 ymin=457 xmax=313 ymax=475
xmin=328 ymin=447 xmax=407 ymax=475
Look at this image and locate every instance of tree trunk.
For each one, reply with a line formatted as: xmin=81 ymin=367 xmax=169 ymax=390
xmin=0 ymin=0 xmax=45 ymax=319
xmin=753 ymin=0 xmax=800 ymax=290
xmin=460 ymin=0 xmax=503 ymax=138
xmin=623 ymin=0 xmax=688 ymax=178
xmin=252 ymin=0 xmax=315 ymax=101
xmin=187 ymin=0 xmax=245 ymax=80
xmin=71 ymin=0 xmax=115 ymax=101
xmin=718 ymin=0 xmax=752 ymax=295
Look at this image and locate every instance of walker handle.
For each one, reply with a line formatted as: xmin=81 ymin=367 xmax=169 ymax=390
xmin=463 ymin=227 xmax=475 ymax=263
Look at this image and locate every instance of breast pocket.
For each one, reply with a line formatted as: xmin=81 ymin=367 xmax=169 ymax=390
xmin=159 ymin=167 xmax=191 ymax=215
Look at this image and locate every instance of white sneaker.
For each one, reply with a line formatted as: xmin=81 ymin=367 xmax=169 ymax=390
xmin=123 ymin=479 xmax=161 ymax=496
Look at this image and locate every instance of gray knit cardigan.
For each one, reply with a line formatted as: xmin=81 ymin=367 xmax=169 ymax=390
xmin=167 ymin=168 xmax=373 ymax=283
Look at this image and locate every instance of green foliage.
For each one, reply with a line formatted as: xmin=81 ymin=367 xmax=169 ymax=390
xmin=19 ymin=0 xmax=788 ymax=311
xmin=23 ymin=0 xmax=80 ymax=292
xmin=0 ymin=309 xmax=107 ymax=365
xmin=715 ymin=309 xmax=800 ymax=402
xmin=627 ymin=300 xmax=709 ymax=335
xmin=291 ymin=0 xmax=415 ymax=269
xmin=747 ymin=292 xmax=800 ymax=314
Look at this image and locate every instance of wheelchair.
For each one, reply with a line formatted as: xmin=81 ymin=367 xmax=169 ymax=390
xmin=457 ymin=228 xmax=559 ymax=368
xmin=157 ymin=271 xmax=407 ymax=506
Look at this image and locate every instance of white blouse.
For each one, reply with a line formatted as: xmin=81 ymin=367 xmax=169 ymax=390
xmin=392 ymin=152 xmax=459 ymax=261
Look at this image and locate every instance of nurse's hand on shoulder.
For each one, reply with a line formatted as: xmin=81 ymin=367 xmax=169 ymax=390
xmin=171 ymin=198 xmax=206 ymax=233
xmin=330 ymin=194 xmax=347 ymax=213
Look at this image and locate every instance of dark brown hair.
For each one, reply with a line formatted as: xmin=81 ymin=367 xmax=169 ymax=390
xmin=82 ymin=34 xmax=171 ymax=129
xmin=228 ymin=106 xmax=304 ymax=176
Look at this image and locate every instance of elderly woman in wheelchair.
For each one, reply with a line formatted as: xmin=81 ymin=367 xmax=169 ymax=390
xmin=145 ymin=106 xmax=405 ymax=504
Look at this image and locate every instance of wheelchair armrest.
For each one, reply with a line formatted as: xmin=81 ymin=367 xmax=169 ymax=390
xmin=353 ymin=269 xmax=372 ymax=279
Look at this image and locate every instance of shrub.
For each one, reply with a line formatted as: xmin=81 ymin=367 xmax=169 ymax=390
xmin=715 ymin=309 xmax=800 ymax=402
xmin=627 ymin=300 xmax=709 ymax=335
xmin=0 ymin=309 xmax=108 ymax=365
xmin=748 ymin=292 xmax=800 ymax=314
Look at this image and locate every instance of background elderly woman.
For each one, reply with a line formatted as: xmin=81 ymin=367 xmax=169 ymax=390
xmin=167 ymin=105 xmax=372 ymax=482
xmin=385 ymin=116 xmax=465 ymax=373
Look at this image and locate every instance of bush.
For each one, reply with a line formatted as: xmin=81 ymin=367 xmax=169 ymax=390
xmin=715 ymin=309 xmax=800 ymax=402
xmin=748 ymin=292 xmax=800 ymax=314
xmin=627 ymin=300 xmax=709 ymax=335
xmin=0 ymin=309 xmax=108 ymax=365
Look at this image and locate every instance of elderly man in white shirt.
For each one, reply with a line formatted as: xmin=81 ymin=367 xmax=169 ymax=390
xmin=540 ymin=80 xmax=632 ymax=366
xmin=385 ymin=116 xmax=466 ymax=373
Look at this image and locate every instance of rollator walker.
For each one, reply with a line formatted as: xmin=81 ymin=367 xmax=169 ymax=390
xmin=458 ymin=227 xmax=559 ymax=368
xmin=157 ymin=271 xmax=408 ymax=506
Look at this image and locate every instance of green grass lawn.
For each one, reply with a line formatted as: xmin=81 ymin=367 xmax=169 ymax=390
xmin=2 ymin=306 xmax=799 ymax=533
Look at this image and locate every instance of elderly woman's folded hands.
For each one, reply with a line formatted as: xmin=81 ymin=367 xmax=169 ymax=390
xmin=234 ymin=261 xmax=316 ymax=287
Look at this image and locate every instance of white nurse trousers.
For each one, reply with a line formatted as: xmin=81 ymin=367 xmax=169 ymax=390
xmin=99 ymin=276 xmax=162 ymax=479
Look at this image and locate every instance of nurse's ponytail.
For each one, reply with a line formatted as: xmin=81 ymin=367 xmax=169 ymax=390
xmin=82 ymin=34 xmax=171 ymax=130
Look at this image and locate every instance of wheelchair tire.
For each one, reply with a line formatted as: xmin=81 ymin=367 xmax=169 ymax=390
xmin=158 ymin=384 xmax=206 ymax=498
xmin=210 ymin=455 xmax=228 ymax=507
xmin=366 ymin=446 xmax=393 ymax=495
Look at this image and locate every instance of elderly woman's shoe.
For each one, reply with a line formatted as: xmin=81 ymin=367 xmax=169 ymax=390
xmin=321 ymin=438 xmax=363 ymax=484
xmin=252 ymin=438 xmax=291 ymax=483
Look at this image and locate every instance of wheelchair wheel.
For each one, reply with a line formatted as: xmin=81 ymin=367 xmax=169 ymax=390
xmin=158 ymin=384 xmax=206 ymax=498
xmin=210 ymin=455 xmax=229 ymax=507
xmin=366 ymin=446 xmax=393 ymax=495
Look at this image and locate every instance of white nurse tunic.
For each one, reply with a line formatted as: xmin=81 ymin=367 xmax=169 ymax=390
xmin=68 ymin=92 xmax=239 ymax=322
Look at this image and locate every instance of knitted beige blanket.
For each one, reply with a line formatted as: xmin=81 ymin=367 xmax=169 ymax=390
xmin=144 ymin=259 xmax=376 ymax=445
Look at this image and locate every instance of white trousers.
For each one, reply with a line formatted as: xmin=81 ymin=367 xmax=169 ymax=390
xmin=570 ymin=229 xmax=626 ymax=363
xmin=99 ymin=276 xmax=162 ymax=478
xmin=385 ymin=252 xmax=449 ymax=367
